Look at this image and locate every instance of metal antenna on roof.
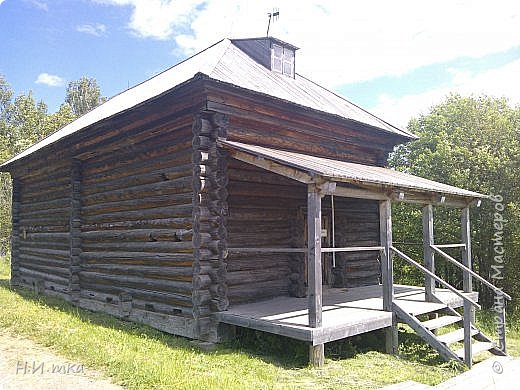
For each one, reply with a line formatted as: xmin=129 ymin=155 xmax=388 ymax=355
xmin=266 ymin=8 xmax=279 ymax=36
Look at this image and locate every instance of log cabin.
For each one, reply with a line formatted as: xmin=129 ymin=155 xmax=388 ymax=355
xmin=1 ymin=37 xmax=510 ymax=367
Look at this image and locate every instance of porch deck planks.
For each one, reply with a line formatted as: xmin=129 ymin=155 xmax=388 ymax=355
xmin=216 ymin=284 xmax=475 ymax=345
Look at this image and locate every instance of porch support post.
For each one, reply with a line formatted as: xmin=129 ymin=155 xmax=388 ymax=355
xmin=307 ymin=183 xmax=324 ymax=367
xmin=423 ymin=204 xmax=435 ymax=301
xmin=379 ymin=199 xmax=397 ymax=354
xmin=461 ymin=207 xmax=472 ymax=293
xmin=461 ymin=206 xmax=475 ymax=325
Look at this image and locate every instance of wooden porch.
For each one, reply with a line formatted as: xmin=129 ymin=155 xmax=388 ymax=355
xmin=216 ymin=284 xmax=478 ymax=346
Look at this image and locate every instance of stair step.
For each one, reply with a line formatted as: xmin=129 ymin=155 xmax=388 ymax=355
xmin=395 ymin=300 xmax=447 ymax=316
xmin=455 ymin=341 xmax=495 ymax=359
xmin=421 ymin=315 xmax=462 ymax=330
xmin=437 ymin=328 xmax=479 ymax=345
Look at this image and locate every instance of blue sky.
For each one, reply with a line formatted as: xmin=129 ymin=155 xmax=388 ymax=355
xmin=0 ymin=0 xmax=519 ymax=128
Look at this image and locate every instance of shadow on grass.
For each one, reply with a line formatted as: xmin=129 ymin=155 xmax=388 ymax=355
xmin=0 ymin=277 xmax=460 ymax=369
xmin=397 ymin=325 xmax=463 ymax=369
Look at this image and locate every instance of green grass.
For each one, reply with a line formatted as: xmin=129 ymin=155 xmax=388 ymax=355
xmin=0 ymin=259 xmax=515 ymax=389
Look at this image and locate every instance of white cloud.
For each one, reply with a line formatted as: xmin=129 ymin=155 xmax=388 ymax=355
xmin=24 ymin=0 xmax=48 ymax=11
xmin=35 ymin=73 xmax=64 ymax=87
xmin=140 ymin=0 xmax=520 ymax=88
xmin=95 ymin=0 xmax=205 ymax=40
xmin=370 ymin=59 xmax=520 ymax=129
xmin=0 ymin=0 xmax=6 ymax=6
xmin=96 ymin=1 xmax=520 ymax=87
xmin=77 ymin=23 xmax=107 ymax=37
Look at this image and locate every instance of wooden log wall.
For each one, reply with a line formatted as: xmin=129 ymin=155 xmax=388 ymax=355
xmin=192 ymin=112 xmax=229 ymax=342
xmin=79 ymin=118 xmax=197 ymax=334
xmin=16 ymin=160 xmax=72 ymax=298
xmin=226 ymin=159 xmax=307 ymax=305
xmin=327 ymin=197 xmax=381 ymax=287
xmin=204 ymin=82 xmax=403 ymax=166
xmin=10 ymin=178 xmax=21 ymax=286
xmin=69 ymin=160 xmax=82 ymax=303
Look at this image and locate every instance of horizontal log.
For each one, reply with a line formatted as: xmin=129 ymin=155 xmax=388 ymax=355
xmin=19 ymin=247 xmax=70 ymax=260
xmin=82 ymin=164 xmax=192 ymax=196
xmin=18 ymin=267 xmax=69 ymax=285
xmin=21 ymin=197 xmax=70 ymax=213
xmin=226 ymin=210 xmax=294 ymax=221
xmin=81 ymin=192 xmax=193 ymax=216
xmin=18 ymin=261 xmax=70 ymax=278
xmin=18 ymin=252 xmax=70 ymax=270
xmin=19 ymin=240 xmax=70 ymax=251
xmin=81 ymin=240 xmax=193 ymax=253
xmin=84 ymin=148 xmax=193 ymax=188
xmin=227 ymin=167 xmax=302 ymax=187
xmin=82 ymin=228 xmax=193 ymax=242
xmin=226 ymin=268 xmax=290 ymax=286
xmin=228 ymin=196 xmax=304 ymax=209
xmin=79 ymin=271 xmax=193 ymax=294
xmin=81 ymin=217 xmax=192 ymax=231
xmin=19 ymin=216 xmax=69 ymax=226
xmin=22 ymin=224 xmax=68 ymax=233
xmin=228 ymin=235 xmax=293 ymax=247
xmin=22 ymin=232 xmax=70 ymax=241
xmin=77 ymin=116 xmax=193 ymax=163
xmin=81 ymin=264 xmax=206 ymax=278
xmin=15 ymin=159 xmax=71 ymax=180
xmin=21 ymin=173 xmax=70 ymax=193
xmin=83 ymin=138 xmax=192 ymax=178
xmin=228 ymin=247 xmax=305 ymax=254
xmin=226 ymin=254 xmax=292 ymax=272
xmin=82 ymin=204 xmax=193 ymax=224
xmin=21 ymin=185 xmax=71 ymax=203
xmin=227 ymin=280 xmax=289 ymax=303
xmin=83 ymin=177 xmax=192 ymax=205
xmin=207 ymin=95 xmax=397 ymax=152
xmin=79 ymin=289 xmax=195 ymax=317
xmin=228 ymin=182 xmax=305 ymax=200
xmin=80 ymin=250 xmax=199 ymax=263
xmin=227 ymin=224 xmax=291 ymax=234
xmin=79 ymin=283 xmax=194 ymax=307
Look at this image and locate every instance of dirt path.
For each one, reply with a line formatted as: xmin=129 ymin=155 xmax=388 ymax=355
xmin=0 ymin=330 xmax=123 ymax=390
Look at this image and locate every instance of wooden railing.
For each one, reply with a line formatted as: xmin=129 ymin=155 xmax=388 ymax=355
xmin=431 ymin=244 xmax=511 ymax=352
xmin=390 ymin=246 xmax=480 ymax=365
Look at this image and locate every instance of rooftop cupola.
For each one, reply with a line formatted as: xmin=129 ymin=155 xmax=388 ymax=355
xmin=231 ymin=37 xmax=299 ymax=78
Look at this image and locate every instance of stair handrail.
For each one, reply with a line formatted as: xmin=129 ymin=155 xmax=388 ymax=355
xmin=430 ymin=244 xmax=511 ymax=301
xmin=390 ymin=246 xmax=481 ymax=309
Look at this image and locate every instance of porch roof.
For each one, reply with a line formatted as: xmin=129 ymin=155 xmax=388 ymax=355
xmin=218 ymin=140 xmax=487 ymax=205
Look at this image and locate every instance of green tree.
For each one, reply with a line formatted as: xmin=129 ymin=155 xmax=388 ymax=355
xmin=389 ymin=94 xmax=520 ymax=309
xmin=0 ymin=75 xmax=75 ymax=254
xmin=65 ymin=76 xmax=106 ymax=117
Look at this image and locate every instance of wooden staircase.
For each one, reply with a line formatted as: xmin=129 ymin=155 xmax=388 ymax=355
xmin=394 ymin=299 xmax=506 ymax=365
